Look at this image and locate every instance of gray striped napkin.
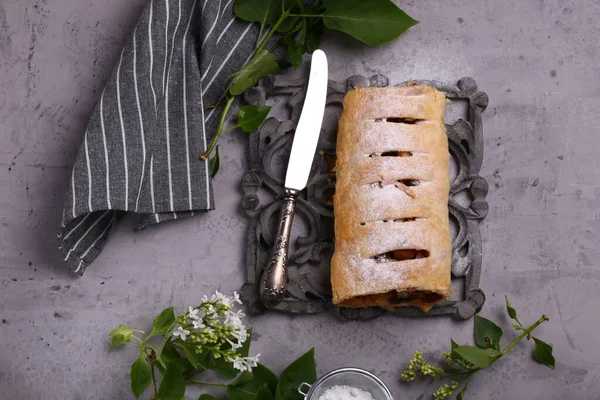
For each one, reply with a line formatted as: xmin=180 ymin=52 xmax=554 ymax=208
xmin=58 ymin=0 xmax=260 ymax=275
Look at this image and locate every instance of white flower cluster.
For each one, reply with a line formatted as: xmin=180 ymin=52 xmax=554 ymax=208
xmin=170 ymin=291 xmax=260 ymax=372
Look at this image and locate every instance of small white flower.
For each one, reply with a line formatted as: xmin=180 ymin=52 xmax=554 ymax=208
xmin=232 ymin=291 xmax=243 ymax=305
xmin=246 ymin=354 xmax=260 ymax=369
xmin=187 ymin=306 xmax=201 ymax=320
xmin=206 ymin=304 xmax=215 ymax=315
xmin=227 ymin=338 xmax=242 ymax=350
xmin=225 ymin=312 xmax=241 ymax=328
xmin=192 ymin=319 xmax=205 ymax=330
xmin=232 ymin=327 xmax=248 ymax=343
xmin=211 ymin=291 xmax=224 ymax=302
xmin=173 ymin=326 xmax=190 ymax=341
xmin=232 ymin=357 xmax=247 ymax=372
xmin=201 ymin=295 xmax=208 ymax=303
xmin=241 ymin=355 xmax=260 ymax=372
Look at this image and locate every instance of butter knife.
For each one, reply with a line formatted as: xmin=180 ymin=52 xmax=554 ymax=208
xmin=260 ymin=49 xmax=329 ymax=307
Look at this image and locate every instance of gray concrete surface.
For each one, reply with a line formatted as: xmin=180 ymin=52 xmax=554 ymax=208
xmin=1 ymin=0 xmax=599 ymax=399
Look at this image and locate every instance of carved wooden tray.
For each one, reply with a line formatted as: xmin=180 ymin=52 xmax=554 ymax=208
xmin=239 ymin=75 xmax=489 ymax=320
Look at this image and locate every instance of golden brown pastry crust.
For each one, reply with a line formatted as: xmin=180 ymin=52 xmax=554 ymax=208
xmin=331 ymin=85 xmax=451 ymax=312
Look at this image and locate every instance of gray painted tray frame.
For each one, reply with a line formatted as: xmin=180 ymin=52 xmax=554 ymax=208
xmin=239 ymin=75 xmax=489 ymax=320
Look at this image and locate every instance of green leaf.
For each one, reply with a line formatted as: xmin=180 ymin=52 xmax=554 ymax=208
xmin=230 ymin=50 xmax=280 ymax=96
xmin=130 ymin=356 xmax=152 ymax=399
xmin=228 ymin=364 xmax=278 ymax=400
xmin=286 ymin=39 xmax=303 ymax=69
xmin=181 ymin=344 xmax=211 ymax=370
xmin=505 ymin=296 xmax=518 ymax=320
xmin=152 ymin=307 xmax=176 ymax=335
xmin=210 ymin=146 xmax=220 ymax=178
xmin=454 ymin=346 xmax=499 ymax=369
xmin=109 ymin=334 xmax=128 ymax=351
xmin=474 ymin=315 xmax=503 ymax=351
xmin=254 ymin=384 xmax=274 ymax=400
xmin=157 ymin=365 xmax=186 ymax=400
xmin=275 ymin=348 xmax=317 ymax=400
xmin=277 ymin=16 xmax=299 ymax=33
xmin=213 ymin=331 xmax=252 ymax=378
xmin=155 ymin=339 xmax=168 ymax=367
xmin=199 ymin=395 xmax=217 ymax=400
xmin=532 ymin=337 xmax=555 ymax=369
xmin=234 ymin=0 xmax=281 ymax=26
xmin=161 ymin=342 xmax=193 ymax=373
xmin=304 ymin=21 xmax=324 ymax=54
xmin=449 ymin=339 xmax=464 ymax=363
xmin=322 ymin=0 xmax=418 ymax=46
xmin=236 ymin=105 xmax=272 ymax=132
xmin=451 ymin=339 xmax=459 ymax=352
xmin=234 ymin=0 xmax=297 ymax=32
xmin=152 ymin=358 xmax=166 ymax=375
xmin=109 ymin=324 xmax=135 ymax=351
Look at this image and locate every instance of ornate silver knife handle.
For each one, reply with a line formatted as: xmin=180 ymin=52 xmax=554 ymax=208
xmin=260 ymin=188 xmax=299 ymax=307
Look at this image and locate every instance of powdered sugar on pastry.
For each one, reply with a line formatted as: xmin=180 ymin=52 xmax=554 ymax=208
xmin=330 ymin=85 xmax=452 ymax=311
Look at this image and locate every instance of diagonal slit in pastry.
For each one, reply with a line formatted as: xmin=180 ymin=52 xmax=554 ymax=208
xmin=373 ymin=249 xmax=430 ymax=262
xmin=374 ymin=117 xmax=428 ymax=124
xmin=368 ymin=151 xmax=413 ymax=157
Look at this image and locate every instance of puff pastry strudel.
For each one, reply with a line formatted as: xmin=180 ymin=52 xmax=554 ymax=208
xmin=331 ymin=84 xmax=451 ymax=312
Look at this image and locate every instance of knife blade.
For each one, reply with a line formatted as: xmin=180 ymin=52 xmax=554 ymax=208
xmin=285 ymin=49 xmax=329 ymax=191
xmin=259 ymin=49 xmax=329 ymax=308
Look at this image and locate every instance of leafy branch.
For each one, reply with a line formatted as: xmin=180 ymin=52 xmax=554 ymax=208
xmin=199 ymin=0 xmax=418 ymax=176
xmin=109 ymin=291 xmax=317 ymax=400
xmin=401 ymin=297 xmax=556 ymax=399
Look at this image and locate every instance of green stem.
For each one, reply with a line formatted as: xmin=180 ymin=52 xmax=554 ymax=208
xmin=256 ymin=23 xmax=265 ymax=48
xmin=256 ymin=10 xmax=291 ymax=53
xmin=187 ymin=381 xmax=228 ymax=388
xmin=497 ymin=316 xmax=547 ymax=359
xmin=201 ymin=96 xmax=236 ymax=160
xmin=150 ymin=363 xmax=158 ymax=400
xmin=269 ymin=37 xmax=284 ymax=53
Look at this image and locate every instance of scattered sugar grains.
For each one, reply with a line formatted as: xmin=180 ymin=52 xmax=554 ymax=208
xmin=317 ymin=385 xmax=376 ymax=400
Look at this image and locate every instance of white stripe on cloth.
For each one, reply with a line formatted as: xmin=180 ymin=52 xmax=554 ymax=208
xmin=216 ymin=17 xmax=236 ymax=44
xmin=162 ymin=0 xmax=170 ymax=95
xmin=201 ymin=58 xmax=213 ymax=81
xmin=220 ymin=0 xmax=233 ymax=19
xmin=62 ymin=213 xmax=90 ymax=243
xmin=164 ymin=0 xmax=183 ymax=210
xmin=201 ymin=0 xmax=222 ymax=50
xmin=116 ymin=50 xmax=129 ymax=210
xmin=150 ymin=154 xmax=156 ymax=214
xmin=201 ymin=0 xmax=209 ymax=17
xmin=60 ymin=206 xmax=66 ymax=230
xmin=78 ymin=214 xmax=117 ymax=261
xmin=70 ymin=163 xmax=76 ymax=218
xmin=100 ymin=94 xmax=112 ymax=209
xmin=204 ymin=28 xmax=269 ymax=123
xmin=203 ymin=23 xmax=253 ymax=97
xmin=133 ymin=26 xmax=147 ymax=212
xmin=74 ymin=260 xmax=84 ymax=274
xmin=64 ymin=210 xmax=111 ymax=261
xmin=148 ymin=0 xmax=157 ymax=113
xmin=200 ymin=72 xmax=210 ymax=209
xmin=182 ymin=0 xmax=198 ymax=210
xmin=84 ymin=132 xmax=92 ymax=211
